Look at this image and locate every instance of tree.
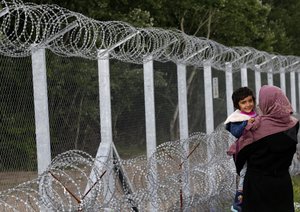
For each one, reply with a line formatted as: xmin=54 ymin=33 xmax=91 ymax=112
xmin=262 ymin=0 xmax=300 ymax=56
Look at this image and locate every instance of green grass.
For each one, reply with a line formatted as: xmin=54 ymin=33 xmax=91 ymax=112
xmin=293 ymin=175 xmax=300 ymax=211
xmin=294 ymin=175 xmax=300 ymax=201
xmin=116 ymin=143 xmax=146 ymax=159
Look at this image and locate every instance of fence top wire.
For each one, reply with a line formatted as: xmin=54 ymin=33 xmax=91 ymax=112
xmin=0 ymin=0 xmax=299 ymax=73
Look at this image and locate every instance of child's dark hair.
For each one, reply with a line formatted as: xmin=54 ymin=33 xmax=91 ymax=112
xmin=232 ymin=87 xmax=255 ymax=109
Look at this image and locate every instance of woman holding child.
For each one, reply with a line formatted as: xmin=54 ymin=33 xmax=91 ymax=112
xmin=228 ymin=85 xmax=299 ymax=212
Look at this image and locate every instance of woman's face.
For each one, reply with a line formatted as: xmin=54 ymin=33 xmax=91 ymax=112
xmin=238 ymin=95 xmax=255 ymax=113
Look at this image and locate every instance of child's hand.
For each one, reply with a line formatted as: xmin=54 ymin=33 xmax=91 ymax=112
xmin=246 ymin=116 xmax=260 ymax=131
xmin=248 ymin=118 xmax=255 ymax=124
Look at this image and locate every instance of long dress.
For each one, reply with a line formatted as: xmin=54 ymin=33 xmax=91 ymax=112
xmin=234 ymin=122 xmax=299 ymax=212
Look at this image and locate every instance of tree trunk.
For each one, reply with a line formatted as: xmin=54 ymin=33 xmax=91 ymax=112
xmin=169 ymin=68 xmax=197 ymax=140
xmin=169 ymin=9 xmax=213 ymax=140
xmin=74 ymin=92 xmax=84 ymax=149
xmin=207 ymin=8 xmax=212 ymax=39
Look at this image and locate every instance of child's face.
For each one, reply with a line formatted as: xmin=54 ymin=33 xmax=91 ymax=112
xmin=238 ymin=95 xmax=255 ymax=113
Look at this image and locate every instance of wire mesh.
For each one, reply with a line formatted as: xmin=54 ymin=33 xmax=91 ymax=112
xmin=0 ymin=55 xmax=38 ymax=189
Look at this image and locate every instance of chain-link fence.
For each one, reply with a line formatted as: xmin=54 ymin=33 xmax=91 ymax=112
xmin=0 ymin=55 xmax=37 ymax=189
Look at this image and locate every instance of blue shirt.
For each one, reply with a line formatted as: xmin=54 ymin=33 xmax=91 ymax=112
xmin=226 ymin=120 xmax=248 ymax=138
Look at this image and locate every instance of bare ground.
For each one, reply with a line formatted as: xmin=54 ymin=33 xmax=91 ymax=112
xmin=0 ymin=171 xmax=38 ymax=191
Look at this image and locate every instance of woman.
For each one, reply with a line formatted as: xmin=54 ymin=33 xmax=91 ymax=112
xmin=230 ymin=85 xmax=299 ymax=212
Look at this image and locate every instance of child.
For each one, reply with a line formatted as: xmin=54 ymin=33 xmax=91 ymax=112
xmin=224 ymin=87 xmax=257 ymax=212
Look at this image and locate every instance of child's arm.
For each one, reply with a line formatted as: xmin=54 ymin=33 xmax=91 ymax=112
xmin=226 ymin=121 xmax=247 ymax=138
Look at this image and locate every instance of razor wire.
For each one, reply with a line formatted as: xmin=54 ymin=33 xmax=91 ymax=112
xmin=0 ymin=125 xmax=239 ymax=211
xmin=1 ymin=124 xmax=298 ymax=211
xmin=0 ymin=0 xmax=300 ymax=73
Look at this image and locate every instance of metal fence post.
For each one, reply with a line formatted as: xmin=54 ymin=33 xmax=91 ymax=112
xmin=254 ymin=67 xmax=261 ymax=103
xmin=241 ymin=64 xmax=248 ymax=87
xmin=204 ymin=61 xmax=214 ymax=134
xmin=143 ymin=55 xmax=158 ymax=211
xmin=267 ymin=68 xmax=273 ymax=85
xmin=290 ymin=71 xmax=296 ymax=112
xmin=31 ymin=46 xmax=51 ymax=175
xmin=280 ymin=68 xmax=286 ymax=94
xmin=225 ymin=62 xmax=234 ymax=116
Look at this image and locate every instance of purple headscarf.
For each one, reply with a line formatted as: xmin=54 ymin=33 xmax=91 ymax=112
xmin=227 ymin=85 xmax=298 ymax=155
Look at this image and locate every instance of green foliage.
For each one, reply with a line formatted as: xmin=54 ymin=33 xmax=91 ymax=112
xmin=117 ymin=141 xmax=146 ymax=159
xmin=1 ymin=120 xmax=36 ymax=171
xmin=110 ymin=63 xmax=144 ymax=113
xmin=212 ymin=0 xmax=272 ymax=48
xmin=0 ymin=56 xmax=37 ymax=171
xmin=293 ymin=175 xmax=300 ymax=203
xmin=0 ymin=140 xmax=36 ymax=171
xmin=293 ymin=175 xmax=300 ymax=212
xmin=109 ymin=61 xmax=177 ymax=147
xmin=122 ymin=8 xmax=154 ymax=27
xmin=262 ymin=0 xmax=300 ymax=55
xmin=45 ymin=54 xmax=100 ymax=154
